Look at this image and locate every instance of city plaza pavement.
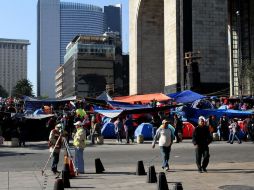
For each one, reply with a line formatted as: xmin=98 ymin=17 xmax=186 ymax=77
xmin=0 ymin=139 xmax=254 ymax=190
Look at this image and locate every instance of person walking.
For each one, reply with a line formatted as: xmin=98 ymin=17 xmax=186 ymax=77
xmin=228 ymin=118 xmax=242 ymax=144
xmin=48 ymin=123 xmax=63 ymax=174
xmin=73 ymin=121 xmax=86 ymax=174
xmin=192 ymin=116 xmax=212 ymax=173
xmin=152 ymin=119 xmax=172 ymax=172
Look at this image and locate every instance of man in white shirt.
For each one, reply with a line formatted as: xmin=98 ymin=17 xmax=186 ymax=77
xmin=152 ymin=119 xmax=172 ymax=171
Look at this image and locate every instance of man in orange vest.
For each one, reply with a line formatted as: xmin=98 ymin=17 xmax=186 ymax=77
xmin=49 ymin=123 xmax=63 ymax=174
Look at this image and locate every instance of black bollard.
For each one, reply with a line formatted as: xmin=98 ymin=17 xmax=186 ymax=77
xmin=136 ymin=160 xmax=146 ymax=175
xmin=53 ymin=178 xmax=64 ymax=190
xmin=173 ymin=182 xmax=183 ymax=190
xmin=62 ymin=170 xmax=70 ymax=188
xmin=147 ymin=165 xmax=157 ymax=183
xmin=157 ymin=172 xmax=169 ymax=190
xmin=95 ymin=158 xmax=105 ymax=173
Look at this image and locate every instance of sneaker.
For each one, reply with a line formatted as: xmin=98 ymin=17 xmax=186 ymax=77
xmin=238 ymin=141 xmax=242 ymax=144
xmin=52 ymin=170 xmax=60 ymax=175
xmin=165 ymin=167 xmax=170 ymax=172
xmin=198 ymin=168 xmax=203 ymax=173
xmin=202 ymin=167 xmax=207 ymax=173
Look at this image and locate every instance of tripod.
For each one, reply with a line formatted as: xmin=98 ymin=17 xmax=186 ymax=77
xmin=41 ymin=134 xmax=77 ymax=176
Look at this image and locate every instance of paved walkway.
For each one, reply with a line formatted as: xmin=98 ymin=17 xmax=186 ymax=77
xmin=1 ymin=141 xmax=254 ymax=190
xmin=1 ymin=162 xmax=254 ymax=190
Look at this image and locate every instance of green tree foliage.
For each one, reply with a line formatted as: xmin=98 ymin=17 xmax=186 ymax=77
xmin=12 ymin=79 xmax=34 ymax=98
xmin=0 ymin=85 xmax=8 ymax=98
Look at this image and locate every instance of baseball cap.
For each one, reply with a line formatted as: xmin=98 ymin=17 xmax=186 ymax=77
xmin=162 ymin=119 xmax=169 ymax=124
xmin=55 ymin=123 xmax=62 ymax=128
xmin=74 ymin=121 xmax=82 ymax=126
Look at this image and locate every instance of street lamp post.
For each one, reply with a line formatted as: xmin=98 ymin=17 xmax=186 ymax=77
xmin=236 ymin=9 xmax=243 ymax=100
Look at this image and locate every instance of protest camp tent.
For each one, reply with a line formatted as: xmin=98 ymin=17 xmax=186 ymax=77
xmin=134 ymin=123 xmax=154 ymax=139
xmin=167 ymin=90 xmax=206 ymax=104
xmin=182 ymin=122 xmax=195 ymax=138
xmin=101 ymin=122 xmax=116 ymax=138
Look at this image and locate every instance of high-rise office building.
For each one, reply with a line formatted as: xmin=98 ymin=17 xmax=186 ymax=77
xmin=56 ymin=34 xmax=117 ymax=98
xmin=37 ymin=0 xmax=104 ymax=98
xmin=104 ymin=4 xmax=122 ymax=36
xmin=0 ymin=38 xmax=30 ymax=96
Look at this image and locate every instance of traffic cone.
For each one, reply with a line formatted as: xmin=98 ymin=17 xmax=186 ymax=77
xmin=68 ymin=159 xmax=76 ymax=177
xmin=53 ymin=178 xmax=64 ymax=190
xmin=95 ymin=158 xmax=105 ymax=173
xmin=157 ymin=172 xmax=169 ymax=190
xmin=173 ymin=182 xmax=183 ymax=190
xmin=63 ymin=156 xmax=70 ymax=178
xmin=147 ymin=165 xmax=157 ymax=183
xmin=62 ymin=170 xmax=70 ymax=188
xmin=136 ymin=160 xmax=146 ymax=175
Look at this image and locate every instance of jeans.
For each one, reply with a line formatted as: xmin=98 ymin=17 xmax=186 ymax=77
xmin=75 ymin=147 xmax=84 ymax=173
xmin=228 ymin=131 xmax=241 ymax=143
xmin=116 ymin=131 xmax=122 ymax=143
xmin=51 ymin=151 xmax=59 ymax=172
xmin=195 ymin=146 xmax=210 ymax=170
xmin=159 ymin=146 xmax=171 ymax=168
xmin=91 ymin=133 xmax=98 ymax=144
xmin=126 ymin=130 xmax=134 ymax=143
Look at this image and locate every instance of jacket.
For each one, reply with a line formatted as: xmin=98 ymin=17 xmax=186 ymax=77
xmin=73 ymin=127 xmax=86 ymax=149
xmin=152 ymin=126 xmax=172 ymax=147
xmin=192 ymin=125 xmax=212 ymax=147
xmin=49 ymin=129 xmax=62 ymax=153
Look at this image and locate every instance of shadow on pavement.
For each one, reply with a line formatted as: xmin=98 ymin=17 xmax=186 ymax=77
xmin=171 ymin=168 xmax=254 ymax=174
xmin=0 ymin=151 xmax=35 ymax=157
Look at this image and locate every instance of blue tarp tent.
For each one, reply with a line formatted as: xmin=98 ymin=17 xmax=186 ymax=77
xmin=101 ymin=122 xmax=116 ymax=138
xmin=167 ymin=90 xmax=206 ymax=103
xmin=134 ymin=123 xmax=154 ymax=139
xmin=183 ymin=106 xmax=252 ymax=124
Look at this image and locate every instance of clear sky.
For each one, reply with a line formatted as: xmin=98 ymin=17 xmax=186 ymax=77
xmin=0 ymin=0 xmax=129 ymax=96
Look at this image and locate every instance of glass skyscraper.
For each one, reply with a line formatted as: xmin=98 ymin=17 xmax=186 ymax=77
xmin=104 ymin=4 xmax=122 ymax=36
xmin=37 ymin=0 xmax=104 ymax=98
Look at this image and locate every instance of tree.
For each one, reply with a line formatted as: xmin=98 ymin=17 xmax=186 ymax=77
xmin=12 ymin=79 xmax=34 ymax=98
xmin=0 ymin=85 xmax=8 ymax=98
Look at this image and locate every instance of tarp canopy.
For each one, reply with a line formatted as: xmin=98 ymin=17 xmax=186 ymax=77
xmin=96 ymin=91 xmax=113 ymax=101
xmin=167 ymin=90 xmax=206 ymax=103
xmin=108 ymin=101 xmax=151 ymax=110
xmin=94 ymin=104 xmax=181 ymax=119
xmin=134 ymin=123 xmax=154 ymax=139
xmin=24 ymin=96 xmax=77 ymax=111
xmin=183 ymin=106 xmax=253 ymax=124
xmin=113 ymin=93 xmax=170 ymax=104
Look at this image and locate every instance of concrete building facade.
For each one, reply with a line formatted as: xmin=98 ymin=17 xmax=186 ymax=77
xmin=56 ymin=33 xmax=122 ymax=98
xmin=37 ymin=0 xmax=104 ymax=98
xmin=129 ymin=0 xmax=254 ymax=96
xmin=0 ymin=38 xmax=30 ymax=96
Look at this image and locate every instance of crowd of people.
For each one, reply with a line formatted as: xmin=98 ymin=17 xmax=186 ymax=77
xmin=1 ymin=96 xmax=254 ymax=174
